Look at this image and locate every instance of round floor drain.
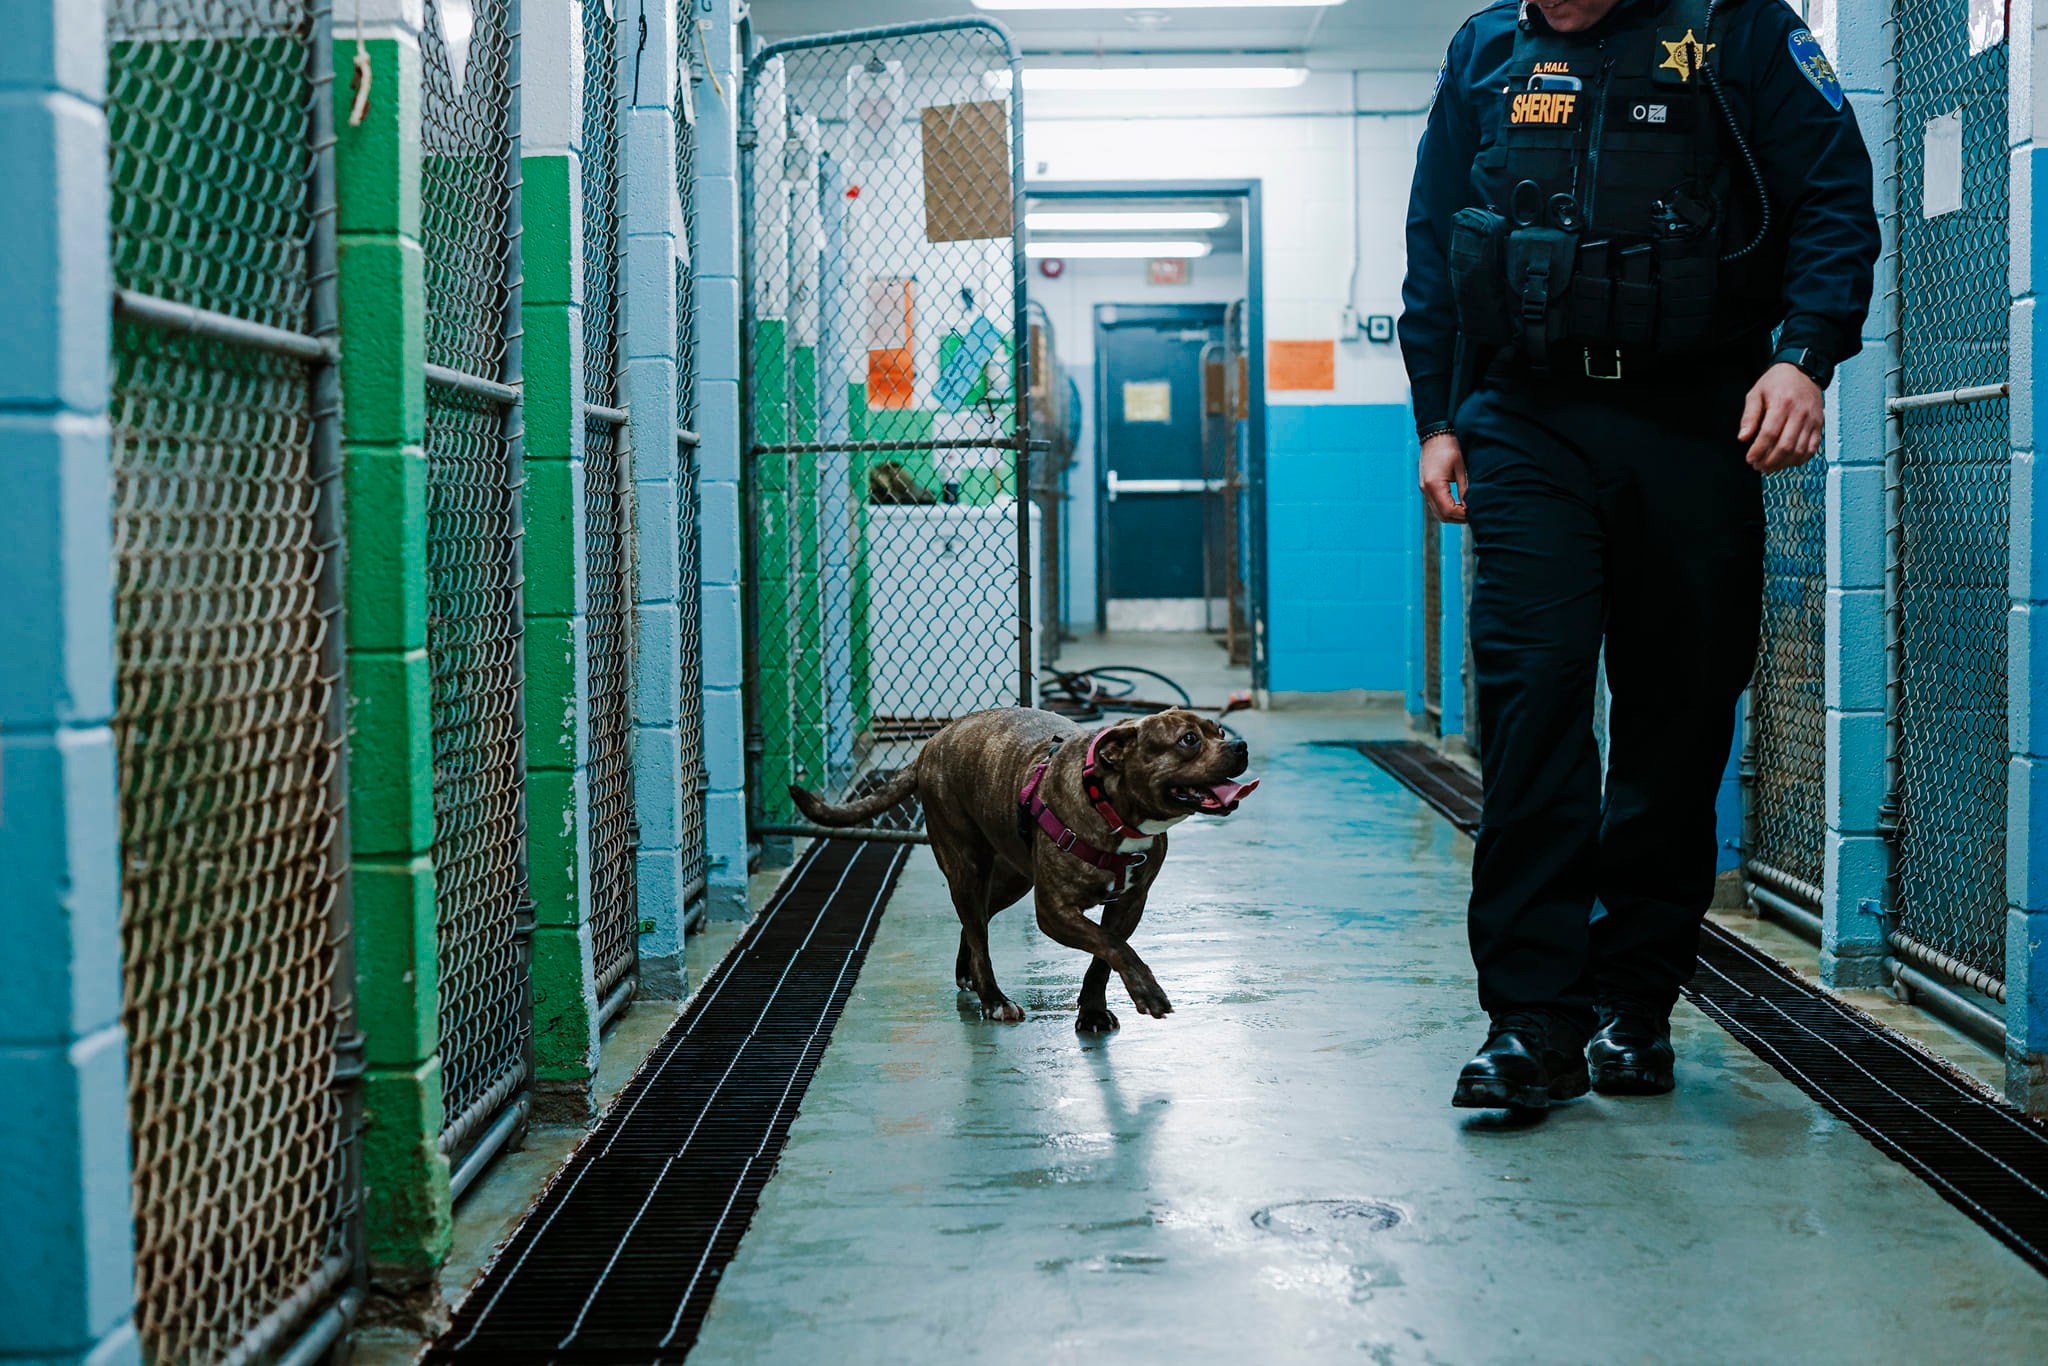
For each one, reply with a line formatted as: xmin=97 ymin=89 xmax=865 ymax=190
xmin=1252 ymin=1199 xmax=1406 ymax=1237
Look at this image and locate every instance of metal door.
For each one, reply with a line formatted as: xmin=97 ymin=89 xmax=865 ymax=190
xmin=1096 ymin=306 xmax=1225 ymax=627
xmin=742 ymin=19 xmax=1030 ymax=841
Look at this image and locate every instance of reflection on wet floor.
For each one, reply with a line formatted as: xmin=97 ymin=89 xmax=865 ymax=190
xmin=689 ymin=638 xmax=2048 ymax=1363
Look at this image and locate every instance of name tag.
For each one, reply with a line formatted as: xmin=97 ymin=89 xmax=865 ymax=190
xmin=1509 ymin=91 xmax=1581 ymax=126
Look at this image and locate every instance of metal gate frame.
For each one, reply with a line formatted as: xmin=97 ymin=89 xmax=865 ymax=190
xmin=581 ymin=0 xmax=641 ymax=1026
xmin=419 ymin=0 xmax=537 ymax=1195
xmin=105 ymin=2 xmax=365 ymax=1359
xmin=677 ymin=10 xmax=710 ymax=921
xmin=738 ymin=18 xmax=1031 ymax=846
xmin=1882 ymin=0 xmax=2013 ymax=1006
xmin=1742 ymin=457 xmax=1829 ymax=922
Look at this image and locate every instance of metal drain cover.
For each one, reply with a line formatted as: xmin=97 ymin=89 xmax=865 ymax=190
xmin=1252 ymin=1199 xmax=1406 ymax=1237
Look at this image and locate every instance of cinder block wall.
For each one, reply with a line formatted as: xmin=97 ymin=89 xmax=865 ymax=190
xmin=0 ymin=2 xmax=140 ymax=1362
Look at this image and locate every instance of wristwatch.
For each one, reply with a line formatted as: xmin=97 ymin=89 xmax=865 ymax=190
xmin=1772 ymin=344 xmax=1836 ymax=390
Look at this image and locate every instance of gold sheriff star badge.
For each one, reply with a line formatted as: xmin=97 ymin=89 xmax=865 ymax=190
xmin=1659 ymin=29 xmax=1716 ymax=80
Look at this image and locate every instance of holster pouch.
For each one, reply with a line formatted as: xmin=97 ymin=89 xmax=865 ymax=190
xmin=1613 ymin=243 xmax=1657 ymax=347
xmin=1448 ymin=207 xmax=1513 ymax=347
xmin=1571 ymin=240 xmax=1614 ymax=339
xmin=1654 ymin=235 xmax=1718 ymax=351
xmin=1505 ymin=225 xmax=1579 ymax=372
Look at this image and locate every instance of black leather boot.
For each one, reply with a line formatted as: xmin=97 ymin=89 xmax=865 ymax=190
xmin=1452 ymin=1013 xmax=1591 ymax=1110
xmin=1587 ymin=1011 xmax=1676 ymax=1095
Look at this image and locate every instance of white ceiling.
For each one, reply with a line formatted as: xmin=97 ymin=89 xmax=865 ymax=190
xmin=748 ymin=0 xmax=1485 ymax=73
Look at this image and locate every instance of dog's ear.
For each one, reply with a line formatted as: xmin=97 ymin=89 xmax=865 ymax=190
xmin=1093 ymin=720 xmax=1143 ymax=768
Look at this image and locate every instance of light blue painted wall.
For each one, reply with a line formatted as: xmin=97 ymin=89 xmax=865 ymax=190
xmin=2006 ymin=19 xmax=2047 ymax=1099
xmin=1264 ymin=403 xmax=1414 ymax=693
xmin=625 ymin=0 xmax=687 ymax=986
xmin=1819 ymin=0 xmax=1894 ymax=988
xmin=693 ymin=0 xmax=749 ymax=917
xmin=0 ymin=2 xmax=140 ymax=1361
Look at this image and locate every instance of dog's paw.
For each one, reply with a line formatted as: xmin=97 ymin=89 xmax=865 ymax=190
xmin=981 ymin=998 xmax=1026 ymax=1023
xmin=1123 ymin=977 xmax=1174 ymax=1019
xmin=1075 ymin=1006 xmax=1121 ymax=1034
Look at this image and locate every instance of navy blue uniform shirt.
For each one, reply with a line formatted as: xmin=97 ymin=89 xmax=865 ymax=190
xmin=1399 ymin=0 xmax=1880 ymax=436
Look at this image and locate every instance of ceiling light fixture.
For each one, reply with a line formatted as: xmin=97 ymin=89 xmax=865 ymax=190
xmin=985 ymin=66 xmax=1309 ymax=91
xmin=1026 ymin=210 xmax=1231 ymax=231
xmin=1025 ymin=239 xmax=1215 ymax=259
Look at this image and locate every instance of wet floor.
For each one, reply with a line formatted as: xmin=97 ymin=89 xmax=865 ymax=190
xmin=691 ymin=639 xmax=2048 ymax=1364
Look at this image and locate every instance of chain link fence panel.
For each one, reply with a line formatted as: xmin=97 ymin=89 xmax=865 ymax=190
xmin=581 ymin=0 xmax=639 ymax=1005
xmin=105 ymin=2 xmax=357 ymax=1360
xmin=677 ymin=22 xmax=709 ymax=908
xmin=421 ymin=0 xmax=533 ymax=1162
xmin=743 ymin=21 xmax=1030 ymax=837
xmin=1747 ymin=459 xmax=1828 ymax=902
xmin=1223 ymin=297 xmax=1252 ymax=667
xmin=1889 ymin=1 xmax=2011 ymax=987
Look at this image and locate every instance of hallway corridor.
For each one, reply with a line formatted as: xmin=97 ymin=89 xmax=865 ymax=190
xmin=669 ymin=675 xmax=2048 ymax=1363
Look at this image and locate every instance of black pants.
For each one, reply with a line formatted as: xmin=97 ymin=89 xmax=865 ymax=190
xmin=1456 ymin=366 xmax=1764 ymax=1038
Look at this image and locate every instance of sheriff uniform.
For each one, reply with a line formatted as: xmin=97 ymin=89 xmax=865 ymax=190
xmin=1398 ymin=0 xmax=1879 ymax=1104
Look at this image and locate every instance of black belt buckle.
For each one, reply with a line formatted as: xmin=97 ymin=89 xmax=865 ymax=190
xmin=1584 ymin=346 xmax=1624 ymax=381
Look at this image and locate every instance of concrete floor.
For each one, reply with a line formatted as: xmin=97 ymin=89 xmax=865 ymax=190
xmin=690 ymin=633 xmax=2048 ymax=1365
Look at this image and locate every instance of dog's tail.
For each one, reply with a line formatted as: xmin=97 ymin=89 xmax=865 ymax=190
xmin=788 ymin=757 xmax=919 ymax=828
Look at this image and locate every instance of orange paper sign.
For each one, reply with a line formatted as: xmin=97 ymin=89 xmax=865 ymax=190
xmin=1268 ymin=339 xmax=1336 ymax=391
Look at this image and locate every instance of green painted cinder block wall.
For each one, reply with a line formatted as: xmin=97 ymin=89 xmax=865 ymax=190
xmin=520 ymin=151 xmax=601 ymax=1095
xmin=333 ymin=36 xmax=452 ymax=1275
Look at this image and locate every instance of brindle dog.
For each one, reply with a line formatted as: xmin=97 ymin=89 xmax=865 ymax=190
xmin=791 ymin=707 xmax=1255 ymax=1031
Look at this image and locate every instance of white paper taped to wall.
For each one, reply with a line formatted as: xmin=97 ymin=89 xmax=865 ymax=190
xmin=1923 ymin=110 xmax=1963 ymax=219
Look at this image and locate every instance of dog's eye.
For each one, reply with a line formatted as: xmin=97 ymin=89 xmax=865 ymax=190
xmin=1179 ymin=731 xmax=1198 ymax=748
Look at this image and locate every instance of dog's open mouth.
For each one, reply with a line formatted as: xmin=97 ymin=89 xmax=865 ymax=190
xmin=1171 ymin=778 xmax=1260 ymax=814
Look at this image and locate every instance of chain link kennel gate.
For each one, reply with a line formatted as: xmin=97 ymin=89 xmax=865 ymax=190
xmin=1886 ymin=1 xmax=2012 ymax=998
xmin=581 ymin=0 xmax=640 ymax=1017
xmin=420 ymin=0 xmax=536 ymax=1176
xmin=105 ymin=1 xmax=362 ymax=1358
xmin=1745 ymin=459 xmax=1828 ymax=913
xmin=676 ymin=10 xmax=710 ymax=914
xmin=742 ymin=20 xmax=1031 ymax=843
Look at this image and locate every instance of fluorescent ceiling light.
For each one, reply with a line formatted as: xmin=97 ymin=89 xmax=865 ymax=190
xmin=1026 ymin=210 xmax=1231 ymax=232
xmin=1026 ymin=239 xmax=1215 ymax=259
xmin=986 ymin=66 xmax=1309 ymax=91
xmin=977 ymin=0 xmax=1340 ymax=9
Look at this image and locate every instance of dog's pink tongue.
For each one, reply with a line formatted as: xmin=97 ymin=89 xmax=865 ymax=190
xmin=1200 ymin=778 xmax=1259 ymax=812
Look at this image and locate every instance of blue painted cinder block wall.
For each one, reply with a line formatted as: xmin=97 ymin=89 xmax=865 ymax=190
xmin=1264 ymin=403 xmax=1415 ymax=693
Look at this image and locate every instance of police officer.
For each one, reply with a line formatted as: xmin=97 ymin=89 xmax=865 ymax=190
xmin=1400 ymin=0 xmax=1877 ymax=1109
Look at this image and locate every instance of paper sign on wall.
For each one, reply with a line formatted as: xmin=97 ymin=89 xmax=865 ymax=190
xmin=1123 ymin=380 xmax=1172 ymax=423
xmin=1968 ymin=0 xmax=2006 ymax=55
xmin=922 ymin=101 xmax=1013 ymax=242
xmin=1924 ymin=109 xmax=1963 ymax=218
xmin=1268 ymin=339 xmax=1337 ymax=392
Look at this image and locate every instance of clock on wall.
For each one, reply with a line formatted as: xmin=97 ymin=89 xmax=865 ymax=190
xmin=1038 ymin=257 xmax=1065 ymax=279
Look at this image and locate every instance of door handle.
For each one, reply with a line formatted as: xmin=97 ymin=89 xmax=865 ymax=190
xmin=1106 ymin=472 xmax=1223 ymax=502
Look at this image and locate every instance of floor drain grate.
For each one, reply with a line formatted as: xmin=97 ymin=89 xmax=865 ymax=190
xmin=424 ymin=835 xmax=910 ymax=1362
xmin=1345 ymin=737 xmax=2048 ymax=1278
xmin=1253 ymin=1199 xmax=1406 ymax=1237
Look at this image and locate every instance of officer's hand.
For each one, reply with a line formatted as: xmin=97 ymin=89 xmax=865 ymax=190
xmin=1740 ymin=363 xmax=1826 ymax=472
xmin=1420 ymin=432 xmax=1469 ymax=523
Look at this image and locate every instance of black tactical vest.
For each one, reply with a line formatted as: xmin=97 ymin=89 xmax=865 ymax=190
xmin=1449 ymin=0 xmax=1732 ymax=371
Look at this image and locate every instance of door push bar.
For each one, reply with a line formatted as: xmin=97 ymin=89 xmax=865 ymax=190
xmin=1106 ymin=472 xmax=1226 ymax=502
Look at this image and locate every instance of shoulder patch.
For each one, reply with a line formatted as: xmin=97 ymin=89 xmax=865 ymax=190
xmin=1788 ymin=28 xmax=1845 ymax=112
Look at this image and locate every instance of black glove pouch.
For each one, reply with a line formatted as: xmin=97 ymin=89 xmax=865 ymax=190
xmin=1448 ymin=206 xmax=1513 ymax=348
xmin=1505 ymin=225 xmax=1580 ymax=368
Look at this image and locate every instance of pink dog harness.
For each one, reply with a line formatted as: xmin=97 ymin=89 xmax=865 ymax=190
xmin=1018 ymin=733 xmax=1150 ymax=897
